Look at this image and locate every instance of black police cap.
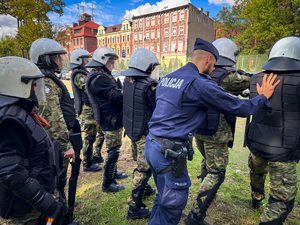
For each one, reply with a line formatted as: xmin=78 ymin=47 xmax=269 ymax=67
xmin=194 ymin=38 xmax=219 ymax=61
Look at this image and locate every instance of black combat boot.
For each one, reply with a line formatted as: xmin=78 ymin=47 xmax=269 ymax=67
xmin=102 ymin=161 xmax=125 ymax=192
xmin=93 ymin=136 xmax=104 ymax=163
xmin=143 ymin=184 xmax=156 ymax=198
xmin=114 ymin=168 xmax=128 ymax=179
xmin=251 ymin=184 xmax=265 ymax=209
xmin=185 ymin=212 xmax=209 ymax=225
xmin=83 ymin=137 xmax=102 ymax=172
xmin=127 ymin=205 xmax=151 ymax=220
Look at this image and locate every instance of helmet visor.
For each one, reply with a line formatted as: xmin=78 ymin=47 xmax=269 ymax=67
xmin=51 ymin=54 xmax=70 ymax=73
xmin=150 ymin=65 xmax=160 ymax=80
xmin=32 ymin=77 xmax=46 ymax=102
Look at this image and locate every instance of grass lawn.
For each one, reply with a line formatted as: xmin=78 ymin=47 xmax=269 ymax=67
xmin=1 ymin=81 xmax=299 ymax=225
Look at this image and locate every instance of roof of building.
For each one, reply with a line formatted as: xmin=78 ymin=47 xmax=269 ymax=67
xmin=104 ymin=24 xmax=122 ymax=34
xmin=132 ymin=4 xmax=190 ymax=19
xmin=74 ymin=20 xmax=99 ymax=30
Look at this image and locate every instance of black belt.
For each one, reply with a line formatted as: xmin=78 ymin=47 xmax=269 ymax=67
xmin=149 ymin=132 xmax=185 ymax=145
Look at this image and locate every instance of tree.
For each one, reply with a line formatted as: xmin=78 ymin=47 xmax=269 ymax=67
xmin=0 ymin=35 xmax=21 ymax=57
xmin=213 ymin=0 xmax=300 ymax=54
xmin=0 ymin=0 xmax=66 ymax=57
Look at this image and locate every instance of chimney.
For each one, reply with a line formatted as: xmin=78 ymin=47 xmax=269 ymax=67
xmin=198 ymin=7 xmax=203 ymax=12
xmin=205 ymin=11 xmax=209 ymax=16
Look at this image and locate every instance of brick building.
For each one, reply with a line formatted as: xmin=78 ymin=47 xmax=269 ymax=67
xmin=57 ymin=13 xmax=99 ymax=56
xmin=96 ymin=19 xmax=133 ymax=59
xmin=131 ymin=3 xmax=215 ymax=65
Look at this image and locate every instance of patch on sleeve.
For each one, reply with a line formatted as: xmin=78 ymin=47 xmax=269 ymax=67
xmin=45 ymin=85 xmax=50 ymax=95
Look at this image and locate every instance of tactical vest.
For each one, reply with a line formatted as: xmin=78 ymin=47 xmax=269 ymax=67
xmin=86 ymin=69 xmax=123 ymax=130
xmin=197 ymin=67 xmax=239 ymax=147
xmin=123 ymin=77 xmax=157 ymax=141
xmin=41 ymin=68 xmax=77 ymax=130
xmin=71 ymin=67 xmax=90 ymax=115
xmin=0 ymin=96 xmax=60 ymax=218
xmin=247 ymin=71 xmax=300 ymax=162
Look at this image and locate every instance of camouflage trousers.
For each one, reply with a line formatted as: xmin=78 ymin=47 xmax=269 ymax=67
xmin=102 ymin=128 xmax=122 ymax=163
xmin=248 ymin=153 xmax=298 ymax=223
xmin=82 ymin=105 xmax=104 ymax=164
xmin=191 ymin=114 xmax=232 ymax=214
xmin=8 ymin=210 xmax=42 ymax=225
xmin=128 ymin=135 xmax=151 ymax=207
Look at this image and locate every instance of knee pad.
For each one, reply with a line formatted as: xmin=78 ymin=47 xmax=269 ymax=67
xmin=161 ymin=186 xmax=189 ymax=210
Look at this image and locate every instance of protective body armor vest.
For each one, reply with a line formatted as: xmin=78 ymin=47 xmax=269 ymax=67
xmin=123 ymin=77 xmax=157 ymax=141
xmin=41 ymin=68 xmax=77 ymax=130
xmin=197 ymin=67 xmax=238 ymax=147
xmin=71 ymin=67 xmax=90 ymax=115
xmin=247 ymin=71 xmax=300 ymax=162
xmin=0 ymin=96 xmax=60 ymax=218
xmin=86 ymin=69 xmax=123 ymax=131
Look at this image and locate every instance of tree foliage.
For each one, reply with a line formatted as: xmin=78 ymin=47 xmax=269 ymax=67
xmin=214 ymin=0 xmax=300 ymax=54
xmin=0 ymin=0 xmax=65 ymax=58
xmin=0 ymin=35 xmax=21 ymax=57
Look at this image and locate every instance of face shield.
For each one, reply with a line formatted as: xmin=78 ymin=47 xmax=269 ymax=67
xmin=50 ymin=53 xmax=70 ymax=77
xmin=150 ymin=65 xmax=160 ymax=80
xmin=32 ymin=77 xmax=46 ymax=102
xmin=105 ymin=58 xmax=117 ymax=72
xmin=82 ymin=57 xmax=92 ymax=67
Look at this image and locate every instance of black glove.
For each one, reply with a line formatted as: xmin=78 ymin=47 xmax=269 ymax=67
xmin=71 ymin=119 xmax=81 ymax=134
xmin=45 ymin=201 xmax=64 ymax=225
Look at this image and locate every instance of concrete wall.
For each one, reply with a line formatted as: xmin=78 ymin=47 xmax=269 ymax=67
xmin=186 ymin=4 xmax=215 ymax=58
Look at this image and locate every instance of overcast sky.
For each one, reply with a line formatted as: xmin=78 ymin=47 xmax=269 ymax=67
xmin=0 ymin=0 xmax=234 ymax=38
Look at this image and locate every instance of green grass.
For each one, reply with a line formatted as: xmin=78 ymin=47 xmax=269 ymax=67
xmin=1 ymin=117 xmax=299 ymax=225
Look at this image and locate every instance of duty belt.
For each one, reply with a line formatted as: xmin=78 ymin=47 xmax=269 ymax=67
xmin=149 ymin=132 xmax=194 ymax=178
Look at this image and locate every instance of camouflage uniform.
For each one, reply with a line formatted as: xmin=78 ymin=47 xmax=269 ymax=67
xmin=249 ymin=154 xmax=298 ymax=223
xmin=9 ymin=210 xmax=42 ymax=225
xmin=128 ymin=135 xmax=151 ymax=208
xmin=36 ymin=77 xmax=71 ymax=204
xmin=74 ymin=73 xmax=104 ymax=167
xmin=191 ymin=73 xmax=250 ymax=215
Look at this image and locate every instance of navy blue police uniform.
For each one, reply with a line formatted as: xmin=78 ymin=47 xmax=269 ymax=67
xmin=144 ymin=38 xmax=271 ymax=225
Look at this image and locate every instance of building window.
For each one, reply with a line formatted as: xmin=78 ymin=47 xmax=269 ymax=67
xmin=127 ymin=35 xmax=130 ymax=42
xmin=165 ymin=15 xmax=169 ymax=24
xmin=139 ymin=20 xmax=142 ymax=28
xmin=135 ymin=33 xmax=137 ymax=41
xmin=127 ymin=46 xmax=130 ymax=54
xmin=171 ymin=41 xmax=176 ymax=52
xmin=135 ymin=22 xmax=137 ymax=28
xmin=139 ymin=32 xmax=142 ymax=40
xmin=173 ymin=14 xmax=177 ymax=22
xmin=74 ymin=28 xmax=81 ymax=34
xmin=151 ymin=42 xmax=154 ymax=51
xmin=134 ymin=45 xmax=137 ymax=50
xmin=180 ymin=12 xmax=184 ymax=21
xmin=172 ymin=27 xmax=176 ymax=36
xmin=164 ymin=28 xmax=168 ymax=38
xmin=74 ymin=39 xmax=76 ymax=45
xmin=146 ymin=43 xmax=149 ymax=49
xmin=178 ymin=40 xmax=183 ymax=51
xmin=77 ymin=39 xmax=79 ymax=45
xmin=99 ymin=39 xmax=101 ymax=45
xmin=108 ymin=38 xmax=110 ymax=44
xmin=152 ymin=18 xmax=155 ymax=26
xmin=103 ymin=39 xmax=105 ymax=45
xmin=80 ymin=38 xmax=82 ymax=44
xmin=179 ymin=26 xmax=184 ymax=35
xmin=117 ymin=47 xmax=120 ymax=55
xmin=92 ymin=29 xmax=97 ymax=35
xmin=151 ymin=30 xmax=155 ymax=39
xmin=157 ymin=42 xmax=160 ymax=53
xmin=112 ymin=37 xmax=115 ymax=43
xmin=146 ymin=31 xmax=149 ymax=39
xmin=117 ymin=36 xmax=119 ymax=42
xmin=164 ymin=42 xmax=168 ymax=52
xmin=122 ymin=47 xmax=125 ymax=56
xmin=146 ymin=19 xmax=149 ymax=27
xmin=126 ymin=24 xmax=129 ymax=30
xmin=123 ymin=35 xmax=125 ymax=42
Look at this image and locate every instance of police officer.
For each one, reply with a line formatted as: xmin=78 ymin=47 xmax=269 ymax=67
xmin=122 ymin=48 xmax=158 ymax=220
xmin=70 ymin=49 xmax=103 ymax=172
xmin=86 ymin=46 xmax=128 ymax=193
xmin=144 ymin=37 xmax=280 ymax=225
xmin=187 ymin=38 xmax=251 ymax=224
xmin=0 ymin=56 xmax=63 ymax=224
xmin=30 ymin=38 xmax=81 ymax=215
xmin=246 ymin=36 xmax=300 ymax=224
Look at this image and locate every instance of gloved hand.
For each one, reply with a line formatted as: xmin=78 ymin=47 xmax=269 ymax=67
xmin=45 ymin=201 xmax=64 ymax=225
xmin=71 ymin=120 xmax=81 ymax=134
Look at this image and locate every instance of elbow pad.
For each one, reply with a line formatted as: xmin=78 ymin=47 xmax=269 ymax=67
xmin=0 ymin=172 xmax=56 ymax=215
